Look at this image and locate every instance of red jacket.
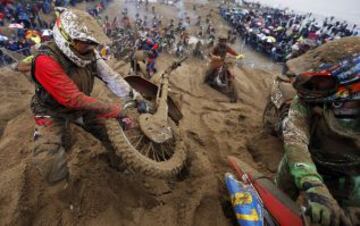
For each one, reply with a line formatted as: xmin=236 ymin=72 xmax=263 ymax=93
xmin=34 ymin=55 xmax=120 ymax=119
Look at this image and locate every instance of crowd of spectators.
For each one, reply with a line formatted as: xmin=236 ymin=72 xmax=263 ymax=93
xmin=220 ymin=1 xmax=359 ymax=62
xmin=0 ymin=0 xmax=111 ymax=66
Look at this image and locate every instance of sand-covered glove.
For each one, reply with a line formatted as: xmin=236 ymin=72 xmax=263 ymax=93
xmin=304 ymin=182 xmax=352 ymax=226
xmin=346 ymin=207 xmax=360 ymax=226
xmin=118 ymin=116 xmax=134 ymax=131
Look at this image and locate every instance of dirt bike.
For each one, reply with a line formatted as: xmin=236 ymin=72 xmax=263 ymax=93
xmin=228 ymin=33 xmax=237 ymax=44
xmin=225 ymin=156 xmax=309 ymax=226
xmin=113 ymin=42 xmax=133 ymax=60
xmin=262 ymin=73 xmax=296 ymax=138
xmin=175 ymin=40 xmax=190 ymax=58
xmin=192 ymin=41 xmax=205 ymax=60
xmin=205 ymin=57 xmax=240 ymax=102
xmin=105 ymin=58 xmax=187 ymax=178
xmin=130 ymin=49 xmax=159 ymax=79
xmin=159 ymin=35 xmax=175 ymax=54
xmin=130 ymin=49 xmax=146 ymax=77
xmin=207 ymin=35 xmax=216 ymax=48
xmin=111 ymin=34 xmax=135 ymax=60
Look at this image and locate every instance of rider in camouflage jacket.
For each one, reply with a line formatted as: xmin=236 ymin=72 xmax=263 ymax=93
xmin=276 ymin=38 xmax=360 ymax=226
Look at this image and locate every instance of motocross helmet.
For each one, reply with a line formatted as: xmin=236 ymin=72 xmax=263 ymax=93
xmin=52 ymin=8 xmax=110 ymax=67
xmin=288 ymin=37 xmax=360 ymax=102
xmin=290 ymin=37 xmax=360 ymax=133
xmin=293 ymin=53 xmax=359 ymax=104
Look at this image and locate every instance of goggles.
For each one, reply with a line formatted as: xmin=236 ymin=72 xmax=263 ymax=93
xmin=294 ymin=54 xmax=360 ymax=103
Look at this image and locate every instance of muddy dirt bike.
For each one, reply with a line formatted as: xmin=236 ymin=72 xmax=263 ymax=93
xmin=207 ymin=35 xmax=216 ymax=48
xmin=192 ymin=41 xmax=205 ymax=60
xmin=205 ymin=57 xmax=240 ymax=102
xmin=175 ymin=41 xmax=190 ymax=59
xmin=105 ymin=57 xmax=187 ymax=178
xmin=262 ymin=74 xmax=296 ymax=138
xmin=111 ymin=34 xmax=136 ymax=60
xmin=228 ymin=33 xmax=237 ymax=44
xmin=129 ymin=50 xmax=157 ymax=79
xmin=225 ymin=156 xmax=309 ymax=226
xmin=159 ymin=35 xmax=175 ymax=54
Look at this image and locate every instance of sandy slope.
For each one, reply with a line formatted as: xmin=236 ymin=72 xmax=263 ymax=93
xmin=0 ymin=1 xmax=286 ymax=226
xmin=0 ymin=60 xmax=278 ymax=226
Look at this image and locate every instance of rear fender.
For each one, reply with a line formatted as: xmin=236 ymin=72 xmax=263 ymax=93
xmin=124 ymin=76 xmax=183 ymax=124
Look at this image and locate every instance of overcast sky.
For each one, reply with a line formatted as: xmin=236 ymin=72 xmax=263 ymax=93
xmin=254 ymin=0 xmax=359 ymax=24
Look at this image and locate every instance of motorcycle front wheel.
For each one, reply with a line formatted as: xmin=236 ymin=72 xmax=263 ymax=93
xmin=105 ymin=109 xmax=186 ymax=178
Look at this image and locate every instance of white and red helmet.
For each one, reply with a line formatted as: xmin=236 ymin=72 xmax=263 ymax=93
xmin=52 ymin=8 xmax=110 ymax=67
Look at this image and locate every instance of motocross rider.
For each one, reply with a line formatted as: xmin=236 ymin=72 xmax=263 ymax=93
xmin=176 ymin=28 xmax=189 ymax=55
xmin=137 ymin=31 xmax=159 ymax=77
xmin=276 ymin=49 xmax=360 ymax=226
xmin=31 ymin=8 xmax=148 ymax=185
xmin=205 ymin=35 xmax=243 ymax=85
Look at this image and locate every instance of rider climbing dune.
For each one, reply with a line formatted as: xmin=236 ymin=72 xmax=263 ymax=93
xmin=205 ymin=34 xmax=244 ymax=102
xmin=30 ymin=8 xmax=149 ymax=185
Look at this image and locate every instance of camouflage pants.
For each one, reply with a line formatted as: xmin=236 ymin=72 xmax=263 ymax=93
xmin=276 ymin=157 xmax=360 ymax=223
xmin=32 ymin=113 xmax=117 ymax=185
